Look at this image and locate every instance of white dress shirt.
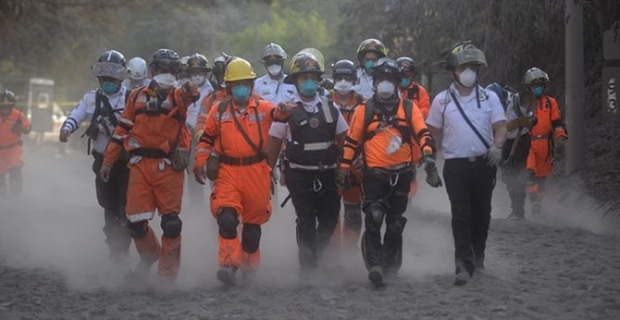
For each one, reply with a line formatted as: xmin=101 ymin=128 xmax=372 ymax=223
xmin=426 ymin=84 xmax=506 ymax=159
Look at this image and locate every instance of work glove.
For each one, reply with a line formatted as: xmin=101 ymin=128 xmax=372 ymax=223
xmin=194 ymin=129 xmax=204 ymax=141
xmin=194 ymin=166 xmax=207 ymax=185
xmin=423 ymin=155 xmax=443 ymax=188
xmin=335 ymin=167 xmax=351 ymax=190
xmin=11 ymin=123 xmax=21 ymax=134
xmin=506 ymin=116 xmax=534 ymax=131
xmin=485 ymin=143 xmax=503 ymax=167
xmin=554 ymin=136 xmax=567 ymax=157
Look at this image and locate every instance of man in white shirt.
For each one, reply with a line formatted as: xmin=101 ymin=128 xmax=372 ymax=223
xmin=267 ymin=51 xmax=349 ymax=276
xmin=426 ymin=41 xmax=507 ymax=286
xmin=254 ymin=43 xmax=297 ymax=105
xmin=353 ymin=38 xmax=388 ymax=99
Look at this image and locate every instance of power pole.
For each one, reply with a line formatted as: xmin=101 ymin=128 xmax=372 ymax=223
xmin=565 ymin=0 xmax=585 ymax=172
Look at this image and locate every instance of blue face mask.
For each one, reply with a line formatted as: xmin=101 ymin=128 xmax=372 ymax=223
xmin=364 ymin=61 xmax=375 ymax=72
xmin=101 ymin=82 xmax=120 ymax=95
xmin=532 ymin=85 xmax=545 ymax=98
xmin=400 ymin=78 xmax=411 ymax=88
xmin=232 ymin=85 xmax=251 ymax=103
xmin=300 ymin=79 xmax=318 ymax=97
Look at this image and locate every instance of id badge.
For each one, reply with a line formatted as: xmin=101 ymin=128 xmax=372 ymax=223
xmin=386 ymin=133 xmax=402 ymax=155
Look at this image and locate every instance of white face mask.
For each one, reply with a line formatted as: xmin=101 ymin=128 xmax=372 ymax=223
xmin=334 ymin=80 xmax=354 ymax=95
xmin=457 ymin=68 xmax=477 ymax=88
xmin=191 ymin=75 xmax=206 ymax=86
xmin=267 ymin=64 xmax=283 ymax=77
xmin=153 ymin=73 xmax=177 ymax=90
xmin=376 ymin=80 xmax=396 ymax=99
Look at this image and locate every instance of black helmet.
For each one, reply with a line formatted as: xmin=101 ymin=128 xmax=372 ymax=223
xmin=396 ymin=57 xmax=415 ymax=74
xmin=442 ymin=40 xmax=487 ymax=70
xmin=0 ymin=90 xmax=16 ymax=106
xmin=371 ymin=57 xmax=403 ymax=82
xmin=332 ymin=59 xmax=357 ymax=80
xmin=149 ymin=48 xmax=182 ymax=73
xmin=283 ymin=52 xmax=324 ymax=84
xmin=185 ymin=53 xmax=211 ymax=72
xmin=261 ymin=43 xmax=287 ymax=63
xmin=91 ymin=49 xmax=127 ymax=80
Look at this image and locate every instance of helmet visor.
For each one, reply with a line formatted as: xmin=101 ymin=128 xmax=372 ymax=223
xmin=451 ymin=48 xmax=487 ymax=67
xmin=92 ymin=62 xmax=127 ymax=80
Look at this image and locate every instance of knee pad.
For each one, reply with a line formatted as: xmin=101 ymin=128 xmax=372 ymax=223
xmin=343 ymin=203 xmax=362 ymax=231
xmin=363 ymin=201 xmax=385 ymax=226
xmin=241 ymin=224 xmax=262 ymax=253
xmin=127 ymin=221 xmax=148 ymax=239
xmin=386 ymin=216 xmax=407 ymax=237
xmin=217 ymin=207 xmax=239 ymax=239
xmin=161 ymin=214 xmax=182 ymax=239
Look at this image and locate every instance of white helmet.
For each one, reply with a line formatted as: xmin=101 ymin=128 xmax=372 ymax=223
xmin=127 ymin=57 xmax=148 ymax=80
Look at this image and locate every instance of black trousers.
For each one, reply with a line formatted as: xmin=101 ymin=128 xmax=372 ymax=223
xmin=361 ymin=168 xmax=413 ymax=273
xmin=285 ymin=168 xmax=341 ymax=270
xmin=92 ymin=151 xmax=131 ymax=255
xmin=501 ymin=134 xmax=531 ymax=216
xmin=443 ymin=158 xmax=496 ymax=275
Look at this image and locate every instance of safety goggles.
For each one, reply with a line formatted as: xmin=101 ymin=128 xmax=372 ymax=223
xmin=91 ymin=62 xmax=127 ymax=80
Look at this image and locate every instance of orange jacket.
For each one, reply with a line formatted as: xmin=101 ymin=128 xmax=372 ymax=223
xmin=399 ymin=82 xmax=430 ymax=120
xmin=340 ymin=99 xmax=434 ymax=169
xmin=530 ymin=95 xmax=567 ymax=138
xmin=330 ymin=92 xmax=365 ymax=125
xmin=195 ymin=88 xmax=262 ymax=136
xmin=194 ymin=98 xmax=289 ymax=169
xmin=0 ymin=108 xmax=31 ymax=148
xmin=103 ymin=85 xmax=198 ymax=166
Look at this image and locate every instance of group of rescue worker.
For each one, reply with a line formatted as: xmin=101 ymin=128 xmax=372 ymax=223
xmin=30 ymin=37 xmax=567 ymax=287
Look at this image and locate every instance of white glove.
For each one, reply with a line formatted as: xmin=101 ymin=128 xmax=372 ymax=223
xmin=485 ymin=143 xmax=503 ymax=167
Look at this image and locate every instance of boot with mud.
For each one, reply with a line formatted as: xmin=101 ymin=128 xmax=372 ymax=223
xmin=217 ymin=266 xmax=237 ymax=285
xmin=454 ymin=267 xmax=471 ymax=286
xmin=368 ymin=265 xmax=384 ymax=287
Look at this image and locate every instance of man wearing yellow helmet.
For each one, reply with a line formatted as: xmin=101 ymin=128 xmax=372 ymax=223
xmin=194 ymin=57 xmax=292 ymax=285
xmin=354 ymin=38 xmax=388 ymax=99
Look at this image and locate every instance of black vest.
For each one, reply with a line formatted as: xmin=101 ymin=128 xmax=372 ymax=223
xmin=285 ymin=99 xmax=339 ymax=169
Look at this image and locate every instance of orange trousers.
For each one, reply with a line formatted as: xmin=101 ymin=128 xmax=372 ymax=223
xmin=526 ymin=138 xmax=553 ymax=201
xmin=125 ymin=158 xmax=185 ymax=281
xmin=210 ymin=162 xmax=272 ymax=271
xmin=0 ymin=146 xmax=23 ymax=175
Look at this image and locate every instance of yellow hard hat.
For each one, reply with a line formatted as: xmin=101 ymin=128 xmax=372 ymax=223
xmin=224 ymin=58 xmax=257 ymax=82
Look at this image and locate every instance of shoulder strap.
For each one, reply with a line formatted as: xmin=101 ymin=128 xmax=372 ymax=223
xmin=403 ymin=99 xmax=413 ymax=133
xmin=363 ymin=98 xmax=376 ymax=131
xmin=319 ymin=97 xmax=334 ymax=124
xmin=124 ymin=88 xmax=131 ymax=103
xmin=230 ymin=100 xmax=265 ymax=157
xmin=448 ymin=90 xmax=490 ymax=149
xmin=356 ymin=93 xmax=364 ymax=105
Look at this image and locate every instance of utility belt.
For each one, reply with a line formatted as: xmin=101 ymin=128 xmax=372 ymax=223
xmin=446 ymin=155 xmax=486 ymax=163
xmin=363 ymin=162 xmax=412 ymax=174
xmin=130 ymin=148 xmax=169 ymax=159
xmin=287 ymin=161 xmax=338 ymax=171
xmin=0 ymin=141 xmax=22 ymax=149
xmin=220 ymin=154 xmax=264 ymax=166
xmin=92 ymin=150 xmax=129 ymax=167
xmin=529 ymin=132 xmax=551 ymax=140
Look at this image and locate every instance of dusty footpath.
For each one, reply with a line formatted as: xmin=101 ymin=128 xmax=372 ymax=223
xmin=1 ymin=144 xmax=619 ymax=320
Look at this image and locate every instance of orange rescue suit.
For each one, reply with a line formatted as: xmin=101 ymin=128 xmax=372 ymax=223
xmin=400 ymin=82 xmax=431 ymax=198
xmin=104 ymin=85 xmax=196 ymax=281
xmin=526 ymin=95 xmax=567 ymax=178
xmin=0 ymin=108 xmax=31 ymax=174
xmin=194 ymin=98 xmax=288 ymax=271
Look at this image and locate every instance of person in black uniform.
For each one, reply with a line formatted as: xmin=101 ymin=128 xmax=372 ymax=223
xmin=267 ymin=51 xmax=349 ymax=275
